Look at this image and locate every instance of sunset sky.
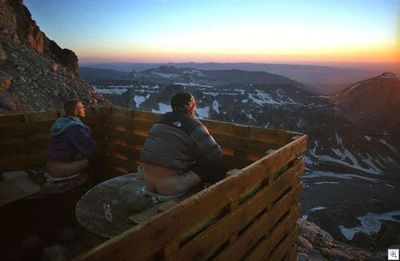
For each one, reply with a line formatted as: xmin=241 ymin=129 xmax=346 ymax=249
xmin=25 ymin=0 xmax=399 ymax=65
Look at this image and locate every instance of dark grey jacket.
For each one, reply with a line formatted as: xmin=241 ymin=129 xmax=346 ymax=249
xmin=140 ymin=111 xmax=223 ymax=171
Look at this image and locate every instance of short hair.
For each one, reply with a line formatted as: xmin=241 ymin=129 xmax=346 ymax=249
xmin=171 ymin=92 xmax=195 ymax=112
xmin=64 ymin=99 xmax=81 ymax=115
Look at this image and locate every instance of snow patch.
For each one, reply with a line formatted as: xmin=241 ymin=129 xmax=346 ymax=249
xmin=174 ymin=82 xmax=213 ymax=88
xmin=212 ymin=100 xmax=220 ymax=113
xmin=303 ymin=170 xmax=378 ymax=183
xmin=246 ymin=113 xmax=255 ymax=121
xmin=313 ymin=181 xmax=339 ymax=185
xmin=234 ymin=89 xmax=246 ymax=95
xmin=380 ymin=139 xmax=400 ymax=155
xmin=196 ymin=106 xmax=210 ymax=119
xmin=134 ymin=95 xmax=146 ymax=108
xmin=349 ymin=83 xmax=360 ymax=91
xmin=339 ymin=210 xmax=400 ymax=240
xmin=203 ymin=92 xmax=219 ymax=97
xmin=151 ymin=103 xmax=171 ymax=114
xmin=310 ymin=206 xmax=326 ymax=212
xmin=304 ymin=156 xmax=314 ymax=165
xmin=310 ymin=133 xmax=382 ymax=175
xmin=152 ymin=72 xmax=179 ymax=78
xmin=93 ymin=86 xmax=128 ymax=95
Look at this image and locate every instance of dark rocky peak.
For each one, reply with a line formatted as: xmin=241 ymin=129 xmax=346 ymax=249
xmin=0 ymin=0 xmax=78 ymax=74
xmin=333 ymin=73 xmax=400 ymax=127
xmin=379 ymin=72 xmax=398 ymax=80
xmin=334 ymin=72 xmax=400 ymax=103
xmin=0 ymin=0 xmax=108 ymax=114
xmin=0 ymin=0 xmax=78 ymax=75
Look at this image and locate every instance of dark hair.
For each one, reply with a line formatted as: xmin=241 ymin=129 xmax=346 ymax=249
xmin=64 ymin=99 xmax=81 ymax=115
xmin=171 ymin=91 xmax=194 ymax=112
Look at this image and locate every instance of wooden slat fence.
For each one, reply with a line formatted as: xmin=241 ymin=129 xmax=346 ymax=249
xmin=0 ymin=106 xmax=307 ymax=260
xmin=76 ymin=107 xmax=307 ymax=260
xmin=0 ymin=107 xmax=106 ymax=172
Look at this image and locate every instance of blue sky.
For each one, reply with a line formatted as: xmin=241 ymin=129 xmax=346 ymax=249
xmin=24 ymin=0 xmax=400 ymax=64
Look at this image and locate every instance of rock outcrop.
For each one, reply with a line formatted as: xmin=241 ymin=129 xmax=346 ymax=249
xmin=0 ymin=0 xmax=108 ymax=114
xmin=297 ymin=219 xmax=385 ymax=260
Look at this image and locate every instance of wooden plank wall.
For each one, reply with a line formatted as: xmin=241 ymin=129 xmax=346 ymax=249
xmin=104 ymin=107 xmax=297 ymax=177
xmin=76 ymin=132 xmax=307 ymax=261
xmin=0 ymin=107 xmax=106 ymax=172
xmin=1 ymin=107 xmax=306 ymax=260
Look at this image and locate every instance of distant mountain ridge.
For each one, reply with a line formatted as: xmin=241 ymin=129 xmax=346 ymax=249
xmin=80 ymin=62 xmax=394 ymax=94
xmin=81 ymin=65 xmax=310 ymax=94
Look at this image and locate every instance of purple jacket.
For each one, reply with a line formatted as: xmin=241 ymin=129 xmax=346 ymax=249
xmin=47 ymin=116 xmax=96 ymax=162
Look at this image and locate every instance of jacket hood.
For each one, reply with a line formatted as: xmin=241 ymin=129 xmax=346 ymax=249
xmin=50 ymin=115 xmax=85 ymax=137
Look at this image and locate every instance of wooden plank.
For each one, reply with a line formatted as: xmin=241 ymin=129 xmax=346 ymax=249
xmin=130 ymin=119 xmax=154 ymax=132
xmin=245 ymin=206 xmax=300 ymax=261
xmin=106 ymin=132 xmax=263 ymax=166
xmin=0 ymin=109 xmax=103 ymax=137
xmin=107 ymin=115 xmax=135 ymax=130
xmin=267 ymin=222 xmax=299 ymax=261
xmin=25 ymin=110 xmax=61 ymax=122
xmin=0 ymin=151 xmax=47 ymax=171
xmin=0 ymin=171 xmax=40 ymax=206
xmin=0 ymin=120 xmax=53 ymax=138
xmin=285 ymin=244 xmax=298 ymax=261
xmin=110 ymin=166 xmax=130 ymax=176
xmin=110 ymin=106 xmax=134 ymax=118
xmin=213 ymin=134 xmax=280 ymax=154
xmin=107 ymin=129 xmax=274 ymax=165
xmin=269 ymin=227 xmax=299 ymax=261
xmin=130 ymin=110 xmax=161 ymax=122
xmin=130 ymin=200 xmax=180 ymax=224
xmin=213 ymin=182 xmax=302 ymax=261
xmin=108 ymin=152 xmax=133 ymax=164
xmin=223 ymin=155 xmax=253 ymax=170
xmin=202 ymin=120 xmax=300 ymax=147
xmin=107 ymin=130 xmax=146 ymax=147
xmin=167 ymin=160 xmax=303 ymax=261
xmin=0 ymin=114 xmax=25 ymax=125
xmin=76 ymin=136 xmax=306 ymax=261
xmin=107 ymin=143 xmax=132 ymax=157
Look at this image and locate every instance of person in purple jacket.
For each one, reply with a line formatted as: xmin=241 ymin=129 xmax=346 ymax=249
xmin=46 ymin=99 xmax=97 ymax=180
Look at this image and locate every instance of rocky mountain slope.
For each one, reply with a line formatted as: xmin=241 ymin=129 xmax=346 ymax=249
xmin=0 ymin=0 xmax=107 ymax=114
xmin=334 ymin=72 xmax=400 ymax=129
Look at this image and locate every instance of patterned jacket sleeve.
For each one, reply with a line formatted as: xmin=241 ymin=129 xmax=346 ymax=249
xmin=190 ymin=125 xmax=223 ymax=165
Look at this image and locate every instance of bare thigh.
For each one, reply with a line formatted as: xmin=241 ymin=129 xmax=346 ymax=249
xmin=147 ymin=171 xmax=201 ymax=195
xmin=46 ymin=159 xmax=89 ymax=178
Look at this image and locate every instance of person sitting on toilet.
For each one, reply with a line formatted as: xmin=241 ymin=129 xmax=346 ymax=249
xmin=139 ymin=91 xmax=226 ymax=197
xmin=46 ymin=99 xmax=99 ymax=185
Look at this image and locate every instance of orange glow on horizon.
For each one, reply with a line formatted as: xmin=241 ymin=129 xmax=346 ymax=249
xmin=78 ymin=43 xmax=400 ymax=65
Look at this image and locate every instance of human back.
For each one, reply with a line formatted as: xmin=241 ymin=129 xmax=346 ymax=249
xmin=140 ymin=92 xmax=226 ymax=195
xmin=46 ymin=99 xmax=95 ymax=178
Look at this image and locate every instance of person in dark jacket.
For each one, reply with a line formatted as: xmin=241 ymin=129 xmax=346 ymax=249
xmin=140 ymin=91 xmax=226 ymax=196
xmin=46 ymin=99 xmax=97 ymax=179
